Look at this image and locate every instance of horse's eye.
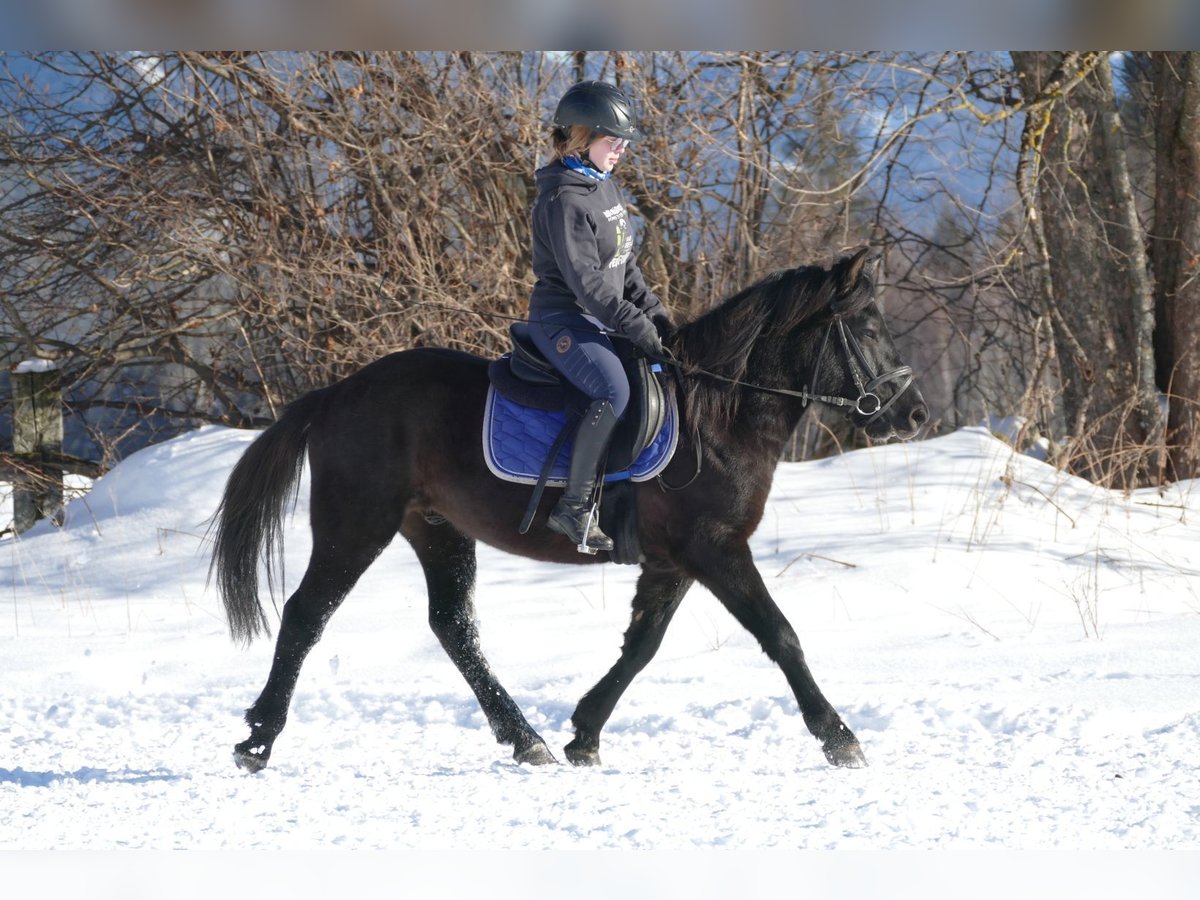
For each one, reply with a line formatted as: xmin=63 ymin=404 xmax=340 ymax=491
xmin=861 ymin=328 xmax=878 ymax=341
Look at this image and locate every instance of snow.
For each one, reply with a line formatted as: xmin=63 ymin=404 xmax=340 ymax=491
xmin=11 ymin=358 xmax=58 ymax=374
xmin=2 ymin=423 xmax=1199 ymax=882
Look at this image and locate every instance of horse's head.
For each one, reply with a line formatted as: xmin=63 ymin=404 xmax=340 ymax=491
xmin=806 ymin=248 xmax=928 ymax=442
xmin=674 ymin=249 xmax=928 ymax=442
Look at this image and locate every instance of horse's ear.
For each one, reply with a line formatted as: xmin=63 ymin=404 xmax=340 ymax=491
xmin=840 ymin=247 xmax=868 ymax=296
xmin=838 ymin=247 xmax=872 ymax=297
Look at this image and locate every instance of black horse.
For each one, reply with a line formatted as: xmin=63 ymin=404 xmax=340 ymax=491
xmin=211 ymin=248 xmax=928 ymax=772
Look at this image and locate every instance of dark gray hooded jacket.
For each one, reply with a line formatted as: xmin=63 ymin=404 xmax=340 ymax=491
xmin=528 ymin=161 xmax=664 ymax=349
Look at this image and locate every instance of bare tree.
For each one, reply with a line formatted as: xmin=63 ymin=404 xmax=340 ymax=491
xmin=1009 ymin=51 xmax=1161 ymax=489
xmin=1150 ymin=51 xmax=1200 ymax=479
xmin=1 ymin=52 xmax=554 ymax=458
xmin=3 ymin=50 xmax=1196 ymax=492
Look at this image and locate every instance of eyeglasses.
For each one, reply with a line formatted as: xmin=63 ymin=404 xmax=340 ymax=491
xmin=598 ymin=135 xmax=630 ymax=152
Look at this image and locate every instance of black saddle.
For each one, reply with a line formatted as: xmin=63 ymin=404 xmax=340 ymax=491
xmin=487 ymin=321 xmax=668 ymax=473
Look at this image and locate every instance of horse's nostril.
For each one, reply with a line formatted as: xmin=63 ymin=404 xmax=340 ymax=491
xmin=910 ymin=405 xmax=929 ymax=428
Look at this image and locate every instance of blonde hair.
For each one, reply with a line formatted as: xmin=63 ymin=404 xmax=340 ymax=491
xmin=550 ymin=125 xmax=595 ymax=162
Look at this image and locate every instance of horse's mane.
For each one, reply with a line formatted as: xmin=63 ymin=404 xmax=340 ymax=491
xmin=669 ymin=261 xmax=873 ymax=430
xmin=676 ymin=266 xmax=830 ymax=380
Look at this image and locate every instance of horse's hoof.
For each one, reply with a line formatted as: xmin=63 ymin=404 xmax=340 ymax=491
xmin=564 ymin=741 xmax=601 ymax=767
xmin=234 ymin=741 xmax=271 ymax=773
xmin=513 ymin=741 xmax=558 ymax=766
xmin=822 ymin=735 xmax=868 ymax=768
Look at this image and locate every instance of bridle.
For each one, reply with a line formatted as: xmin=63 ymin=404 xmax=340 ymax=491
xmin=806 ymin=313 xmax=915 ymax=423
xmin=657 ymin=309 xmax=914 ymax=490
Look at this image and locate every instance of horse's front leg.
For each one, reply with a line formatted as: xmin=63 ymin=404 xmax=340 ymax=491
xmin=565 ymin=566 xmax=693 ymax=766
xmin=686 ymin=541 xmax=867 ymax=768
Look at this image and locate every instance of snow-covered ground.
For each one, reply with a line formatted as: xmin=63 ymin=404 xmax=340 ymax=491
xmin=2 ymin=424 xmax=1199 ymax=876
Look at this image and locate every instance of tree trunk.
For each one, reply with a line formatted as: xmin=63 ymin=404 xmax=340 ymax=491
xmin=1011 ymin=51 xmax=1161 ymax=489
xmin=1151 ymin=51 xmax=1200 ymax=480
xmin=11 ymin=364 xmax=64 ymax=532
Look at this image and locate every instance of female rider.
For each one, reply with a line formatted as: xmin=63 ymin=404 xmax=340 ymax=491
xmin=527 ymin=80 xmax=672 ymax=553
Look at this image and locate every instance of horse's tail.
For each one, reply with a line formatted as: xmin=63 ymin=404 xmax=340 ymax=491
xmin=209 ymin=390 xmax=325 ymax=644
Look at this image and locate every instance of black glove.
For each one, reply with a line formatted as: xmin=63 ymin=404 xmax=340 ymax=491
xmin=624 ymin=314 xmax=664 ymax=359
xmin=650 ymin=310 xmax=675 ymax=341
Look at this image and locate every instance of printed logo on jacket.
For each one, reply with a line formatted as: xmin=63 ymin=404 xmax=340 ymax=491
xmin=603 ymin=203 xmax=633 ymax=270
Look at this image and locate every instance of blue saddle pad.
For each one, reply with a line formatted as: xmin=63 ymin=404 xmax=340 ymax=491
xmin=482 ymin=386 xmax=679 ymax=486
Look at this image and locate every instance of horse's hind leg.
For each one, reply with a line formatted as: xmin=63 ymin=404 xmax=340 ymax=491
xmin=565 ymin=567 xmax=694 ymax=766
xmin=235 ymin=525 xmax=394 ymax=773
xmin=405 ymin=517 xmax=557 ymax=765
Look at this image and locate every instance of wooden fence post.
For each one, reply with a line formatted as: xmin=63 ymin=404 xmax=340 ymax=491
xmin=11 ymin=360 xmax=64 ymax=533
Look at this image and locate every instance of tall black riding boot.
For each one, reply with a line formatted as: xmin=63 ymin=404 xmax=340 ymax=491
xmin=548 ymin=399 xmax=619 ymax=553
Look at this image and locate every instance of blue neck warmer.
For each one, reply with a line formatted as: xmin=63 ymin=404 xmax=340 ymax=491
xmin=562 ymin=155 xmax=610 ymax=181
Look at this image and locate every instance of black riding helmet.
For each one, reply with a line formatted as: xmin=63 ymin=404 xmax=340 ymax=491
xmin=552 ymin=80 xmax=640 ymax=141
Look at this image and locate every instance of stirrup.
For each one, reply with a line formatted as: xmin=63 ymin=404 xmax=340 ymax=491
xmin=547 ymin=500 xmax=611 ymax=555
xmin=574 ymin=504 xmax=602 ymax=556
